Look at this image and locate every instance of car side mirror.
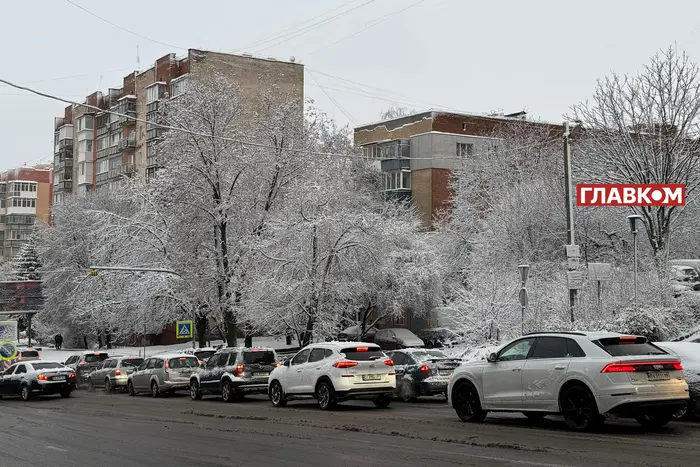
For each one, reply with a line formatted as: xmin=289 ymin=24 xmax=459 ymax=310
xmin=283 ymin=360 xmax=290 ymax=367
xmin=486 ymin=353 xmax=498 ymax=363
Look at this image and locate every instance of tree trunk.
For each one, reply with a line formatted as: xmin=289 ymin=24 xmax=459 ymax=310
xmin=244 ymin=334 xmax=253 ymax=347
xmin=196 ymin=311 xmax=207 ymax=349
xmin=106 ymin=330 xmax=112 ymax=350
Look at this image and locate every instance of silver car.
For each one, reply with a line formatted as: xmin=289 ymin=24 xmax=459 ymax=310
xmin=87 ymin=356 xmax=144 ymax=392
xmin=126 ymin=353 xmax=199 ymax=397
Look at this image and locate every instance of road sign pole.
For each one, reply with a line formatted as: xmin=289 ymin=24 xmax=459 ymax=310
xmin=518 ymin=265 xmax=530 ymax=335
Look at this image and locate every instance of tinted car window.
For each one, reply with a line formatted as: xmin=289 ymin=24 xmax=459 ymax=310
xmin=121 ymin=358 xmax=143 ymax=367
xmin=291 ymin=349 xmax=310 ymax=365
xmin=20 ymin=351 xmax=39 ymax=358
xmin=194 ymin=351 xmax=216 ymax=360
xmin=243 ymin=351 xmax=275 ymax=365
xmin=15 ymin=365 xmax=27 ymax=374
xmin=31 ymin=363 xmax=64 ymax=370
xmin=145 ymin=359 xmax=156 ymax=369
xmin=410 ymin=350 xmax=448 ymax=361
xmin=85 ymin=354 xmax=109 ymax=363
xmin=530 ymin=337 xmax=569 ymax=359
xmin=341 ymin=346 xmax=384 ymax=361
xmin=307 ymin=348 xmax=326 ymax=363
xmin=594 ymin=336 xmax=667 ymax=356
xmin=154 ymin=359 xmax=165 ymax=369
xmin=391 ymin=352 xmax=406 ymax=365
xmin=566 ymin=339 xmax=585 ymax=357
xmin=168 ymin=357 xmax=199 ymax=369
xmin=4 ymin=365 xmax=16 ymax=375
xmin=498 ymin=338 xmax=536 ymax=361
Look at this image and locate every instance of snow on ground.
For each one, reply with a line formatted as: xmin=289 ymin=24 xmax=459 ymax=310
xmin=16 ymin=336 xmax=299 ymax=363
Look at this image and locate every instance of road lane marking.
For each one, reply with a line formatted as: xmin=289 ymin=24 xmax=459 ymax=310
xmin=46 ymin=446 xmax=67 ymax=452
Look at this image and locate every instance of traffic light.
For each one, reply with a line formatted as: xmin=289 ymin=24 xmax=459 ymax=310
xmin=87 ymin=269 xmax=98 ymax=277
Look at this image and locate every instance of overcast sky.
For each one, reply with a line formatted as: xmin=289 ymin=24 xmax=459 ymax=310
xmin=1 ymin=0 xmax=699 ymax=170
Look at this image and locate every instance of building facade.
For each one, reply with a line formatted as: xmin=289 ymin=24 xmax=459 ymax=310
xmin=0 ymin=167 xmax=53 ymax=262
xmin=354 ymin=110 xmax=560 ymax=228
xmin=52 ymin=49 xmax=304 ymax=202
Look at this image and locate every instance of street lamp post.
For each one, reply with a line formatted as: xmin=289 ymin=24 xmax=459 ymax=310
xmin=626 ymin=215 xmax=643 ymax=311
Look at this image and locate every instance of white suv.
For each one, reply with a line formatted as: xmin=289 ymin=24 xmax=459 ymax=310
xmin=268 ymin=342 xmax=396 ymax=410
xmin=447 ymin=332 xmax=689 ymax=431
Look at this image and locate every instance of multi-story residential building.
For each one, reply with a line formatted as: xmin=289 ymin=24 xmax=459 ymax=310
xmin=52 ymin=49 xmax=304 ymax=200
xmin=0 ymin=167 xmax=53 ymax=261
xmin=354 ymin=110 xmax=561 ymax=228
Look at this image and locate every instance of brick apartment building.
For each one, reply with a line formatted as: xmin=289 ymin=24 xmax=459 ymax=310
xmin=52 ymin=49 xmax=304 ymax=203
xmin=354 ymin=110 xmax=562 ymax=228
xmin=0 ymin=166 xmax=53 ymax=262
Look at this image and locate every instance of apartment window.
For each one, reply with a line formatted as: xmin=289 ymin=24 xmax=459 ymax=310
xmin=0 ymin=200 xmax=4 ymax=209
xmin=97 ymin=160 xmax=109 ymax=174
xmin=80 ymin=163 xmax=85 ymax=175
xmin=97 ymin=136 xmax=109 ymax=150
xmin=402 ymin=172 xmax=411 ymax=189
xmin=109 ymin=157 xmax=122 ymax=170
xmin=147 ymin=84 xmax=161 ymax=103
xmin=0 ymin=215 xmax=4 ymax=223
xmin=9 ymin=230 xmax=32 ymax=241
xmin=456 ymin=142 xmax=473 ymax=157
xmin=78 ymin=115 xmax=94 ymax=132
xmin=11 ymin=198 xmax=36 ymax=208
xmin=171 ymin=76 xmax=188 ymax=97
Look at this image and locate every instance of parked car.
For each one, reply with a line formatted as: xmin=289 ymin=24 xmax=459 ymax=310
xmin=86 ymin=356 xmax=144 ymax=392
xmin=655 ymin=341 xmax=700 ymax=420
xmin=0 ymin=361 xmax=76 ymax=400
xmin=127 ymin=353 xmax=199 ymax=397
xmin=669 ymin=264 xmax=700 ymax=296
xmin=338 ymin=325 xmax=377 ymax=342
xmin=63 ymin=352 xmax=110 ymax=386
xmin=189 ymin=347 xmax=279 ymax=402
xmin=416 ymin=328 xmax=464 ymax=348
xmin=268 ymin=342 xmax=396 ymax=410
xmin=447 ymin=331 xmax=689 ymax=431
xmin=9 ymin=347 xmax=41 ymax=365
xmin=374 ymin=328 xmax=424 ymax=350
xmin=183 ymin=347 xmax=218 ymax=364
xmin=388 ymin=348 xmax=461 ymax=401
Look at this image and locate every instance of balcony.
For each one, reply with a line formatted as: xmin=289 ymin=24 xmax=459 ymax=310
xmin=54 ymin=180 xmax=73 ymax=192
xmin=118 ymin=134 xmax=137 ymax=150
xmin=107 ymin=121 xmax=121 ymax=133
xmin=96 ymin=172 xmax=109 ymax=184
xmin=118 ymin=97 xmax=137 ymax=126
xmin=55 ymin=139 xmax=73 ymax=157
xmin=119 ymin=163 xmax=136 ymax=175
xmin=56 ymin=158 xmax=73 ymax=172
xmin=380 ymin=158 xmax=411 ymax=172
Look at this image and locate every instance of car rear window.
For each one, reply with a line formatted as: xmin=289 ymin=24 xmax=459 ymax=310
xmin=194 ymin=351 xmax=216 ymax=360
xmin=411 ymin=350 xmax=448 ymax=361
xmin=168 ymin=357 xmax=200 ymax=369
xmin=85 ymin=354 xmax=109 ymax=362
xmin=243 ymin=351 xmax=276 ymax=364
xmin=121 ymin=358 xmax=143 ymax=367
xmin=20 ymin=351 xmax=39 ymax=358
xmin=341 ymin=346 xmax=385 ymax=361
xmin=32 ymin=363 xmax=63 ymax=370
xmin=594 ymin=336 xmax=668 ymax=356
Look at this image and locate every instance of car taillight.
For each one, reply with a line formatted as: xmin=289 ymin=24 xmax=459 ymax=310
xmin=419 ymin=365 xmax=430 ymax=372
xmin=37 ymin=374 xmax=48 ymax=381
xmin=68 ymin=372 xmax=76 ymax=378
xmin=79 ymin=360 xmax=86 ymax=366
xmin=333 ymin=361 xmax=358 ymax=369
xmin=601 ymin=361 xmax=683 ymax=373
xmin=384 ymin=359 xmax=394 ymax=366
xmin=233 ymin=364 xmax=245 ymax=376
xmin=164 ymin=360 xmax=169 ymax=373
xmin=275 ymin=363 xmax=281 ymax=368
xmin=115 ymin=369 xmax=121 ymax=376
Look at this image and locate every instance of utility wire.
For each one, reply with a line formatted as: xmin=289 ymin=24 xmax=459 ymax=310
xmin=0 ymin=77 xmax=557 ymax=161
xmin=308 ymin=71 xmax=357 ymax=125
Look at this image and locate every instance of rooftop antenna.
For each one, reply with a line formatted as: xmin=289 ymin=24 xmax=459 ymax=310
xmin=137 ymin=45 xmax=141 ymax=70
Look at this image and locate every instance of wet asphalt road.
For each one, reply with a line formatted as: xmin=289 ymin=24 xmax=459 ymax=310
xmin=1 ymin=389 xmax=699 ymax=467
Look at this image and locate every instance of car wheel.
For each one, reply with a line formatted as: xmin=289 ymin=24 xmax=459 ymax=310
xmin=452 ymin=381 xmax=487 ymax=422
xmin=60 ymin=389 xmax=71 ymax=398
xmin=560 ymin=383 xmax=604 ymax=432
xmin=397 ymin=379 xmax=416 ymax=402
xmin=671 ymin=403 xmax=688 ymax=421
xmin=269 ymin=380 xmax=287 ymax=407
xmin=104 ymin=378 xmax=112 ymax=393
xmin=221 ymin=380 xmax=233 ymax=403
xmin=20 ymin=384 xmax=31 ymax=401
xmin=127 ymin=380 xmax=136 ymax=396
xmin=150 ymin=381 xmax=160 ymax=398
xmin=87 ymin=378 xmax=95 ymax=392
xmin=316 ymin=380 xmax=337 ymax=411
xmin=523 ymin=411 xmax=547 ymax=421
xmin=635 ymin=413 xmax=673 ymax=429
xmin=373 ymin=395 xmax=392 ymax=408
xmin=190 ymin=380 xmax=202 ymax=401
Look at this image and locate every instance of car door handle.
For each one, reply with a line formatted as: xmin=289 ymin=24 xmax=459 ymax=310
xmin=315 ymin=367 xmax=321 ymax=370
xmin=296 ymin=369 xmax=303 ymax=373
xmin=512 ymin=368 xmax=521 ymax=371
xmin=554 ymin=365 xmax=566 ymax=370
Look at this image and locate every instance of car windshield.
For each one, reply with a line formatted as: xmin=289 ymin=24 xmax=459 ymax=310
xmin=168 ymin=357 xmax=200 ymax=369
xmin=243 ymin=351 xmax=275 ymax=364
xmin=121 ymin=358 xmax=144 ymax=367
xmin=85 ymin=354 xmax=109 ymax=362
xmin=341 ymin=346 xmax=384 ymax=361
xmin=194 ymin=351 xmax=216 ymax=360
xmin=594 ymin=336 xmax=668 ymax=356
xmin=31 ymin=363 xmax=64 ymax=370
xmin=411 ymin=350 xmax=449 ymax=361
xmin=20 ymin=351 xmax=39 ymax=358
xmin=392 ymin=329 xmax=416 ymax=338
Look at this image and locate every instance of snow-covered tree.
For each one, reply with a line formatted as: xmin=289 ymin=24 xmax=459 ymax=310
xmin=10 ymin=232 xmax=42 ymax=281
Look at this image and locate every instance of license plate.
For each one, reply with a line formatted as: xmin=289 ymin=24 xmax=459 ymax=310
xmin=362 ymin=374 xmax=381 ymax=381
xmin=52 ymin=376 xmax=66 ymax=381
xmin=253 ymin=372 xmax=269 ymax=377
xmin=439 ymin=370 xmax=452 ymax=376
xmin=648 ymin=371 xmax=670 ymax=381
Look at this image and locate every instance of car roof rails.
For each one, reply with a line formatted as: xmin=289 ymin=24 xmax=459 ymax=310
xmin=523 ymin=331 xmax=588 ymax=336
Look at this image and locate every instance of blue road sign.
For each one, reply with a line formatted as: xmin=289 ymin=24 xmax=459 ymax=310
xmin=176 ymin=320 xmax=193 ymax=339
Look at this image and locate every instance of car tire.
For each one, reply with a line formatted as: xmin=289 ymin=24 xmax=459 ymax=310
xmin=635 ymin=413 xmax=673 ymax=429
xmin=127 ymin=380 xmax=136 ymax=396
xmin=221 ymin=380 xmax=233 ymax=403
xmin=190 ymin=380 xmax=202 ymax=401
xmin=671 ymin=403 xmax=688 ymax=421
xmin=523 ymin=412 xmax=547 ymax=421
xmin=397 ymin=379 xmax=416 ymax=402
xmin=316 ymin=380 xmax=337 ymax=411
xmin=452 ymin=381 xmax=487 ymax=423
xmin=104 ymin=378 xmax=112 ymax=393
xmin=560 ymin=383 xmax=604 ymax=432
xmin=60 ymin=389 xmax=71 ymax=398
xmin=373 ymin=395 xmax=392 ymax=408
xmin=150 ymin=381 xmax=160 ymax=398
xmin=269 ymin=380 xmax=287 ymax=407
xmin=20 ymin=384 xmax=31 ymax=401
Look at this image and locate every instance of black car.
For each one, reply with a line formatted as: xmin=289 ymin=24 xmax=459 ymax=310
xmin=388 ymin=348 xmax=461 ymax=401
xmin=63 ymin=351 xmax=110 ymax=386
xmin=189 ymin=347 xmax=280 ymax=402
xmin=416 ymin=328 xmax=464 ymax=349
xmin=0 ymin=361 xmax=77 ymax=400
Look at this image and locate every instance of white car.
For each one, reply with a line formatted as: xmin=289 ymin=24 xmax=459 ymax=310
xmin=268 ymin=342 xmax=396 ymax=410
xmin=447 ymin=331 xmax=690 ymax=431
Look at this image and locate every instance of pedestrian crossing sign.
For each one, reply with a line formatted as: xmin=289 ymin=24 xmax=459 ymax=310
xmin=175 ymin=320 xmax=193 ymax=339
